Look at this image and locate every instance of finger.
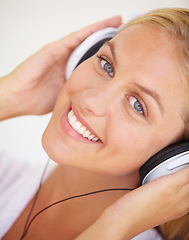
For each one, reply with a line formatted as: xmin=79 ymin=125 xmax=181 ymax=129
xmin=45 ymin=15 xmax=122 ymax=62
xmin=105 ymin=166 xmax=189 ymax=220
xmin=59 ymin=15 xmax=122 ymax=46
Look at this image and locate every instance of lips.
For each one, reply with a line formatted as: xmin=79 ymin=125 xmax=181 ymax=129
xmin=67 ymin=109 xmax=101 ymax=142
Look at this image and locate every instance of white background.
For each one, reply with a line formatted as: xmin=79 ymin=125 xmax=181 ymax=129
xmin=0 ymin=0 xmax=188 ymax=165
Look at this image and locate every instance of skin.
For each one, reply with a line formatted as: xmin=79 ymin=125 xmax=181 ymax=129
xmin=42 ymin=24 xmax=186 ymax=181
xmin=2 ymin=19 xmax=189 ymax=240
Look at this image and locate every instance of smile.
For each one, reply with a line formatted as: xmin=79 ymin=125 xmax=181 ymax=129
xmin=67 ymin=109 xmax=100 ymax=142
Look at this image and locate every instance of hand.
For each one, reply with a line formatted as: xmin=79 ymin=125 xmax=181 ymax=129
xmin=0 ymin=16 xmax=122 ymax=120
xmin=75 ymin=166 xmax=189 ymax=240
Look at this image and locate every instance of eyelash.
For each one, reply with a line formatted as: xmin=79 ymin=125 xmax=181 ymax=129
xmin=96 ymin=55 xmax=146 ymax=117
xmin=97 ymin=55 xmax=114 ymax=77
xmin=126 ymin=95 xmax=145 ymax=116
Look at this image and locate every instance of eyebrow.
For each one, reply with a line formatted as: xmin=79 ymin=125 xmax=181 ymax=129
xmin=134 ymin=82 xmax=164 ymax=115
xmin=104 ymin=41 xmax=117 ymax=65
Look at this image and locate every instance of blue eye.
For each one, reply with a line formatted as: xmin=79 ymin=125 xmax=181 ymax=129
xmin=129 ymin=96 xmax=144 ymax=114
xmin=98 ymin=56 xmax=114 ymax=77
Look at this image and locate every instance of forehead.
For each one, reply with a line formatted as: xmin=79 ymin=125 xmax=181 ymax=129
xmin=110 ymin=24 xmax=186 ymax=92
xmin=116 ymin=23 xmax=172 ymax=44
xmin=113 ymin=24 xmax=178 ymax=65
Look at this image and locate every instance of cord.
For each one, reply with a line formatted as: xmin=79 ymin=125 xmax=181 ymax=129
xmin=20 ymin=158 xmax=50 ymax=240
xmin=20 ymin=159 xmax=133 ymax=239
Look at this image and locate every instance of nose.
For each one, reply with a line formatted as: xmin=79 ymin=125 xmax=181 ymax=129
xmin=80 ymin=82 xmax=117 ymax=117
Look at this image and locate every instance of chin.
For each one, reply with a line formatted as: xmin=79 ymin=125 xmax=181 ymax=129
xmin=42 ymin=115 xmax=140 ymax=177
xmin=41 ymin=121 xmax=85 ymax=168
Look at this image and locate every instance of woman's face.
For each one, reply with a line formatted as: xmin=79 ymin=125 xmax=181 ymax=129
xmin=42 ymin=24 xmax=187 ymax=176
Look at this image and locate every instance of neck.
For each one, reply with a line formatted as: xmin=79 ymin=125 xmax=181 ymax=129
xmin=33 ymin=164 xmax=139 ymax=239
xmin=50 ymin=164 xmax=139 ymax=203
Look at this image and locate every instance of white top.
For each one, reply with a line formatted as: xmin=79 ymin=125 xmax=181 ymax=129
xmin=0 ymin=153 xmax=163 ymax=240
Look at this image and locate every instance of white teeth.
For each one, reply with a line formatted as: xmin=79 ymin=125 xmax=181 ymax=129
xmin=68 ymin=110 xmax=74 ymax=118
xmin=78 ymin=126 xmax=86 ymax=134
xmin=67 ymin=109 xmax=100 ymax=142
xmin=68 ymin=115 xmax=76 ymax=125
xmin=88 ymin=134 xmax=95 ymax=140
xmin=83 ymin=130 xmax=91 ymax=138
xmin=72 ymin=121 xmax=82 ymax=130
xmin=92 ymin=137 xmax=99 ymax=142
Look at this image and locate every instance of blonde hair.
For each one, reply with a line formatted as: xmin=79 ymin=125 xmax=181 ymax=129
xmin=157 ymin=214 xmax=189 ymax=240
xmin=124 ymin=8 xmax=189 ymax=240
xmin=125 ymin=8 xmax=189 ymax=74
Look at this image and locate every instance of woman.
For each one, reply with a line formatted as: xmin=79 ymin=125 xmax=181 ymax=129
xmin=0 ymin=9 xmax=189 ymax=240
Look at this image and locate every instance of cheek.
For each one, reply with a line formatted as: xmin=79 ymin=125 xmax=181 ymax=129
xmin=107 ymin=124 xmax=152 ymax=166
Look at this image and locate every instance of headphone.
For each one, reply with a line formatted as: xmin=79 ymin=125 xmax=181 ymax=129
xmin=65 ymin=27 xmax=189 ymax=185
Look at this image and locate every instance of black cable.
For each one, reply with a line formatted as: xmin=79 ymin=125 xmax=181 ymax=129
xmin=22 ymin=188 xmax=133 ymax=238
xmin=20 ymin=158 xmax=50 ymax=240
xmin=20 ymin=159 xmax=133 ymax=239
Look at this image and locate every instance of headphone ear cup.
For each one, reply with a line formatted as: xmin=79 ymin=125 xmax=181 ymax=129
xmin=139 ymin=141 xmax=189 ymax=185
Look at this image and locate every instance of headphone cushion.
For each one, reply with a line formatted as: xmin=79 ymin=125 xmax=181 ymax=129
xmin=75 ymin=37 xmax=112 ymax=68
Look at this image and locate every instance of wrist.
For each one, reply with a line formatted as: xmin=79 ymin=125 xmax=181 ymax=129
xmin=100 ymin=209 xmax=132 ymax=240
xmin=0 ymin=75 xmax=24 ymax=120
